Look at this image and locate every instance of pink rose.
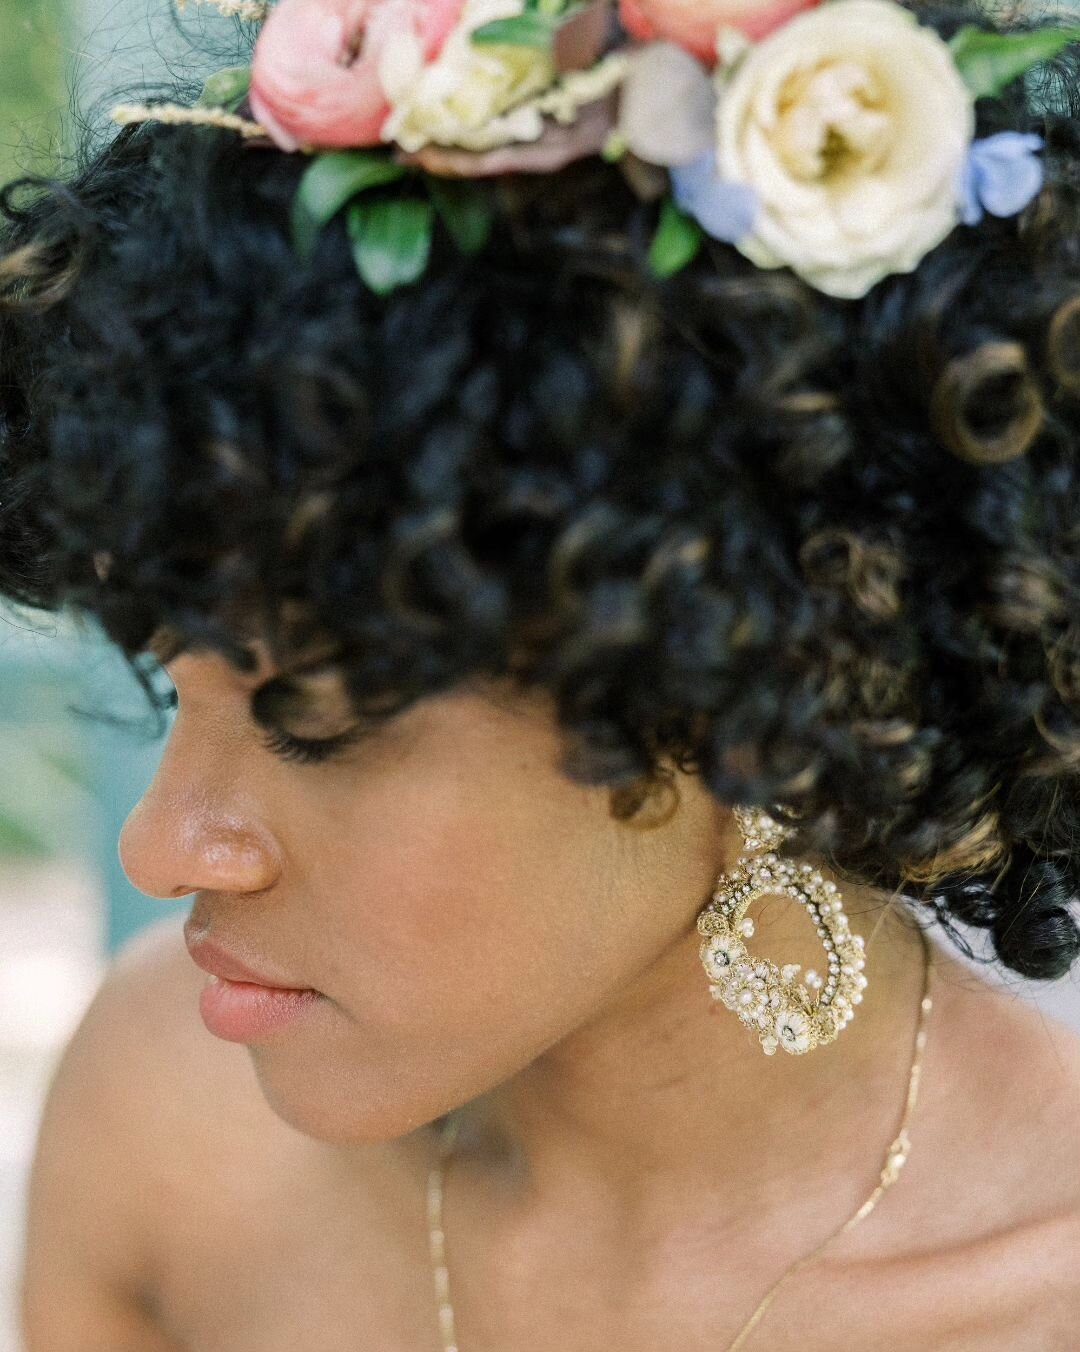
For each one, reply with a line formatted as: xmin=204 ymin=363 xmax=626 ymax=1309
xmin=618 ymin=0 xmax=822 ymax=62
xmin=249 ymin=0 xmax=466 ymax=151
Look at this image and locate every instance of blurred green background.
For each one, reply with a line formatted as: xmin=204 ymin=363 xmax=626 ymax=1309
xmin=0 ymin=0 xmax=69 ymax=187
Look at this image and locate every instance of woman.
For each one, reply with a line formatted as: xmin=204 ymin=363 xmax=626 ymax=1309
xmin=6 ymin=0 xmax=1080 ymax=1346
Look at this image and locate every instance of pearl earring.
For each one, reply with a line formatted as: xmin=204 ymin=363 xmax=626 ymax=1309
xmin=697 ymin=804 xmax=868 ymax=1055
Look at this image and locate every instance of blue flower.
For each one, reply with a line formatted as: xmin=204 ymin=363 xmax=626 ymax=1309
xmin=956 ymin=131 xmax=1045 ymax=227
xmin=669 ymin=146 xmax=760 ymax=244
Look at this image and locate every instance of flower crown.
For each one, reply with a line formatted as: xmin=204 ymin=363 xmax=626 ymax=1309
xmin=111 ymin=0 xmax=1080 ymax=300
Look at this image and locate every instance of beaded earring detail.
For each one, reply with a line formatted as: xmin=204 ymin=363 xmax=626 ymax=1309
xmin=697 ymin=805 xmax=868 ymax=1055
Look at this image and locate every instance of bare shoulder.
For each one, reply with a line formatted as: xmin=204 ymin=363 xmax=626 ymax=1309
xmin=19 ymin=913 xmax=252 ymax=1350
xmin=79 ymin=918 xmax=438 ymax=1347
xmin=945 ymin=949 xmax=1080 ymax=1288
xmin=877 ymin=943 xmax=1080 ymax=1321
xmin=809 ymin=941 xmax=1080 ymax=1346
xmin=928 ymin=944 xmax=1080 ymax=1182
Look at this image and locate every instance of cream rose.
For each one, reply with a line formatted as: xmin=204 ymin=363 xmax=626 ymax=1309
xmin=714 ymin=0 xmax=977 ymax=299
xmin=378 ymin=0 xmax=561 ymax=152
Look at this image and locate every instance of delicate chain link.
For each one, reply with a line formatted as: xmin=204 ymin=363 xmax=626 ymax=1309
xmin=428 ymin=924 xmax=934 ymax=1352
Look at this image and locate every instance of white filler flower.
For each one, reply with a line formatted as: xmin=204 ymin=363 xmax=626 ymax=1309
xmin=379 ymin=0 xmax=629 ymax=154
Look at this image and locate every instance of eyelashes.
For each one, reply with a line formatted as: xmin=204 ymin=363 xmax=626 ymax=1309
xmin=155 ymin=682 xmax=366 ymax=766
xmin=254 ymin=724 xmax=367 ymax=765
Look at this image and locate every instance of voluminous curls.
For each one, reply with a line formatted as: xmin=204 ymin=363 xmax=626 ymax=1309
xmin=4 ymin=0 xmax=1080 ymax=982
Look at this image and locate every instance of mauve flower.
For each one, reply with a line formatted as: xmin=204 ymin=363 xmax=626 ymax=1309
xmin=391 ymin=87 xmax=620 ymax=175
xmin=618 ymin=0 xmax=823 ymax=64
xmin=617 ymin=40 xmax=715 ymax=166
xmin=249 ymin=0 xmax=465 ymax=151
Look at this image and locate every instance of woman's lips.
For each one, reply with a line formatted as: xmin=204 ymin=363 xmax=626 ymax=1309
xmin=198 ymin=975 xmax=323 ymax=1043
xmin=185 ymin=933 xmax=312 ymax=990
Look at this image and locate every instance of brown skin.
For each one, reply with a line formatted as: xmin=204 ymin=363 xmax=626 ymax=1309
xmin=106 ymin=639 xmax=1080 ymax=1348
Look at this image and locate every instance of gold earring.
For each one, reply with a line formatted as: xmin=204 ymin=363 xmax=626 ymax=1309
xmin=697 ymin=804 xmax=868 ymax=1055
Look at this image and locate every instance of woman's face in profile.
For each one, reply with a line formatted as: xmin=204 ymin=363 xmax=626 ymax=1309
xmin=118 ymin=640 xmax=731 ymax=1145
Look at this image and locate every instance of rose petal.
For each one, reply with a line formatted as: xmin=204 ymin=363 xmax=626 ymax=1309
xmin=620 ymin=0 xmax=824 ymax=63
xmin=247 ymin=88 xmax=304 ymax=151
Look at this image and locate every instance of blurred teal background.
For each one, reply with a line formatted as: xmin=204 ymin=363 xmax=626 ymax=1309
xmin=0 ymin=0 xmax=168 ymax=962
xmin=0 ymin=0 xmax=253 ymax=961
xmin=0 ymin=616 xmax=184 ymax=956
xmin=0 ymin=9 xmax=253 ymax=1330
xmin=0 ymin=15 xmax=259 ymax=1345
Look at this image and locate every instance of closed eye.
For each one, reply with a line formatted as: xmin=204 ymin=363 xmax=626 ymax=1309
xmin=255 ymin=724 xmax=367 ymax=765
xmin=155 ymin=680 xmax=366 ymax=766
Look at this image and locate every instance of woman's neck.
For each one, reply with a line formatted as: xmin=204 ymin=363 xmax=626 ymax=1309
xmin=435 ymin=894 xmax=932 ymax=1250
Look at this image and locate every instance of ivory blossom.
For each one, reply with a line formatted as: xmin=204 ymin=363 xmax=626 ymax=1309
xmin=711 ymin=0 xmax=978 ymax=298
xmin=378 ymin=0 xmax=560 ymax=152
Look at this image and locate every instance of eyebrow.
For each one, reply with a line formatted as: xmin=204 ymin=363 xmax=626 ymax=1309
xmin=142 ymin=624 xmax=262 ymax=673
xmin=142 ymin=626 xmax=187 ymax=665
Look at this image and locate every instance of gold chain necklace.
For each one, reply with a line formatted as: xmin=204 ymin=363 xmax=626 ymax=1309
xmin=427 ymin=925 xmax=934 ymax=1351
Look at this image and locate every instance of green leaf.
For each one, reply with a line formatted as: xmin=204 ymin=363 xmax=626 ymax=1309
xmin=949 ymin=24 xmax=1080 ymax=100
xmin=346 ymin=197 xmax=436 ymax=295
xmin=196 ymin=66 xmax=252 ymax=111
xmin=601 ymin=129 xmax=628 ymax=162
xmin=290 ymin=151 xmax=410 ymax=261
xmin=471 ymin=12 xmax=558 ymax=46
xmin=647 ymin=198 xmax=704 ymax=279
xmin=425 ymin=177 xmax=495 ymax=255
xmin=472 ymin=1 xmax=587 ymax=46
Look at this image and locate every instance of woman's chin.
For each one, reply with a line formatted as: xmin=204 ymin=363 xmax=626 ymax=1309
xmin=248 ymin=1059 xmax=451 ymax=1147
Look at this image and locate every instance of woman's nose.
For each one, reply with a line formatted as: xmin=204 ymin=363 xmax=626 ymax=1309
xmin=117 ymin=775 xmax=283 ymax=902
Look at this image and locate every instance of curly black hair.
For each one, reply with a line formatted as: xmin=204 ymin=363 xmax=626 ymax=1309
xmin=3 ymin=0 xmax=1080 ymax=983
